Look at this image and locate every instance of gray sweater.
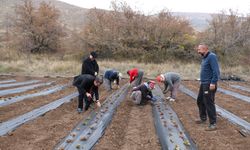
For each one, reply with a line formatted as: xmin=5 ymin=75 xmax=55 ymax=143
xmin=163 ymin=72 xmax=181 ymax=92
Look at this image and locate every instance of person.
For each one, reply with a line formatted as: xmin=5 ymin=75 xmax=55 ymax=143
xmin=130 ymin=80 xmax=156 ymax=105
xmin=156 ymin=72 xmax=181 ymax=102
xmin=81 ymin=51 xmax=99 ymax=76
xmin=73 ymin=74 xmax=103 ymax=113
xmin=127 ymin=68 xmax=144 ymax=86
xmin=195 ymin=43 xmax=220 ymax=131
xmin=103 ymin=69 xmax=122 ymax=91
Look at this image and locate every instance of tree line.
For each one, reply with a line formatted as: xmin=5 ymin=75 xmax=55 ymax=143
xmin=7 ymin=0 xmax=250 ymax=64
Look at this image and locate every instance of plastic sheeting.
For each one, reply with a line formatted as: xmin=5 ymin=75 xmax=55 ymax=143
xmin=54 ymin=84 xmax=129 ymax=150
xmin=230 ymin=85 xmax=250 ymax=93
xmin=152 ymin=85 xmax=197 ymax=150
xmin=0 ymin=82 xmax=52 ymax=96
xmin=180 ymin=85 xmax=250 ymax=134
xmin=0 ymin=92 xmax=78 ymax=136
xmin=0 ymin=84 xmax=69 ymax=107
xmin=0 ymin=79 xmax=16 ymax=84
xmin=0 ymin=80 xmax=40 ymax=88
xmin=218 ymin=88 xmax=250 ymax=103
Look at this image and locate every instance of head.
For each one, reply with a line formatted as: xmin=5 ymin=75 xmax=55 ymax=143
xmin=148 ymin=80 xmax=156 ymax=90
xmin=197 ymin=43 xmax=209 ymax=57
xmin=90 ymin=51 xmax=97 ymax=60
xmin=94 ymin=76 xmax=103 ymax=86
xmin=156 ymin=74 xmax=165 ymax=83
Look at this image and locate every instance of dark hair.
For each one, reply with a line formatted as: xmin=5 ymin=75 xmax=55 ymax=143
xmin=90 ymin=51 xmax=97 ymax=58
xmin=95 ymin=75 xmax=103 ymax=84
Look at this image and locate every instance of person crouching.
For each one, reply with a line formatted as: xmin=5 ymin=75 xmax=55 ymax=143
xmin=103 ymin=69 xmax=122 ymax=91
xmin=130 ymin=80 xmax=156 ymax=105
xmin=73 ymin=74 xmax=103 ymax=113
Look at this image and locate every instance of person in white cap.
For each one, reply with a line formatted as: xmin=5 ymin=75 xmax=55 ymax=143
xmin=130 ymin=80 xmax=156 ymax=105
xmin=103 ymin=69 xmax=122 ymax=91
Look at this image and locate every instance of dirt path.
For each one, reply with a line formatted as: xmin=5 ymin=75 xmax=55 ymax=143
xmin=94 ymin=96 xmax=161 ymax=150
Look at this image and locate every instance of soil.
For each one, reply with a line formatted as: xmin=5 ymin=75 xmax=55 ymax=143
xmin=0 ymin=75 xmax=250 ymax=150
xmin=94 ymin=95 xmax=161 ymax=150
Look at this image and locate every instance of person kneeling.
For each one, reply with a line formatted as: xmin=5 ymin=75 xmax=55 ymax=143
xmin=130 ymin=80 xmax=156 ymax=105
xmin=73 ymin=74 xmax=103 ymax=113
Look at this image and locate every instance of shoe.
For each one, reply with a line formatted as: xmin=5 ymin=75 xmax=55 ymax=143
xmin=195 ymin=119 xmax=206 ymax=124
xmin=205 ymin=124 xmax=217 ymax=131
xmin=77 ymin=108 xmax=83 ymax=113
xmin=169 ymin=98 xmax=175 ymax=102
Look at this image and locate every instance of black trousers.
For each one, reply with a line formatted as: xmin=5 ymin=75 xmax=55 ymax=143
xmin=78 ymin=89 xmax=94 ymax=110
xmin=197 ymin=83 xmax=217 ymax=125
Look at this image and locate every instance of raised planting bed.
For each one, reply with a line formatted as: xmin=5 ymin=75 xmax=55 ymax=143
xmin=152 ymin=85 xmax=197 ymax=150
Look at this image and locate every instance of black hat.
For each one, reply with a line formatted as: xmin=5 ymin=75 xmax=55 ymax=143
xmin=90 ymin=51 xmax=97 ymax=58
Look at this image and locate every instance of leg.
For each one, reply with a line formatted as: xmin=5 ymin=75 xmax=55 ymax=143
xmin=77 ymin=89 xmax=84 ymax=109
xmin=203 ymin=84 xmax=217 ymax=125
xmin=131 ymin=91 xmax=142 ymax=105
xmin=197 ymin=84 xmax=207 ymax=121
xmin=171 ymin=80 xmax=180 ymax=99
xmin=136 ymin=70 xmax=144 ymax=85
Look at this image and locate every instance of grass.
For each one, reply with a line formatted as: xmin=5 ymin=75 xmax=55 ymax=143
xmin=0 ymin=48 xmax=249 ymax=81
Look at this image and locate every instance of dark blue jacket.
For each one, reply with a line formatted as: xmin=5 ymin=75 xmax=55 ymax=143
xmin=104 ymin=70 xmax=119 ymax=85
xmin=200 ymin=51 xmax=220 ymax=84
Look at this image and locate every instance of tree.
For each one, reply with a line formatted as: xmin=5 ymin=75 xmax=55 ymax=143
xmin=13 ymin=0 xmax=63 ymax=53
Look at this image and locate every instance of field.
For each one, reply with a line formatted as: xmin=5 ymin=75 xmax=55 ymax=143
xmin=0 ymin=74 xmax=250 ymax=150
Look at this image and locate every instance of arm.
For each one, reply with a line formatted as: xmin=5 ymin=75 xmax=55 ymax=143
xmin=209 ymin=55 xmax=220 ymax=84
xmin=93 ymin=86 xmax=99 ymax=101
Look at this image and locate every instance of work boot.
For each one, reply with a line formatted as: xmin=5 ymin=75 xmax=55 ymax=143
xmin=195 ymin=119 xmax=206 ymax=124
xmin=205 ymin=124 xmax=217 ymax=131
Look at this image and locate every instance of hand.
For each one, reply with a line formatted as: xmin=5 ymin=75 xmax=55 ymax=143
xmin=86 ymin=92 xmax=92 ymax=98
xmin=117 ymin=85 xmax=120 ymax=89
xmin=94 ymin=72 xmax=98 ymax=76
xmin=96 ymin=101 xmax=101 ymax=107
xmin=209 ymin=84 xmax=216 ymax=91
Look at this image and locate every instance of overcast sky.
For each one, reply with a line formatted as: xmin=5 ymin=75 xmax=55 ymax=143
xmin=58 ymin=0 xmax=250 ymax=15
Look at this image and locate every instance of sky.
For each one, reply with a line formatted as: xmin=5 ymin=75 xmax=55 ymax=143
xmin=58 ymin=0 xmax=250 ymax=15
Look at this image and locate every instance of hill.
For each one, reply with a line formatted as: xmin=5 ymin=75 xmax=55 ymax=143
xmin=0 ymin=0 xmax=211 ymax=33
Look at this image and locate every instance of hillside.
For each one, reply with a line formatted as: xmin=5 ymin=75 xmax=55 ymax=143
xmin=0 ymin=0 xmax=211 ymax=33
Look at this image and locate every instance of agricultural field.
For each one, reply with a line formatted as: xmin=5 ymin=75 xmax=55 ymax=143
xmin=0 ymin=75 xmax=250 ymax=150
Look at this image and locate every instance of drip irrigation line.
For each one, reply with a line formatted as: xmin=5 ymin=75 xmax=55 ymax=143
xmin=0 ymin=92 xmax=78 ymax=136
xmin=152 ymin=85 xmax=197 ymax=150
xmin=0 ymin=84 xmax=69 ymax=107
xmin=0 ymin=80 xmax=40 ymax=88
xmin=54 ymin=84 xmax=129 ymax=150
xmin=180 ymin=85 xmax=250 ymax=134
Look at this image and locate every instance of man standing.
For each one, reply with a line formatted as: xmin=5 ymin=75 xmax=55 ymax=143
xmin=196 ymin=43 xmax=220 ymax=131
xmin=73 ymin=74 xmax=103 ymax=113
xmin=81 ymin=51 xmax=99 ymax=76
xmin=156 ymin=72 xmax=181 ymax=101
xmin=103 ymin=69 xmax=122 ymax=91
xmin=127 ymin=68 xmax=144 ymax=86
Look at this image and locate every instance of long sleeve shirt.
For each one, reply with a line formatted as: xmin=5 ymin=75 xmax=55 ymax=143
xmin=81 ymin=57 xmax=99 ymax=76
xmin=163 ymin=72 xmax=181 ymax=92
xmin=200 ymin=51 xmax=220 ymax=84
xmin=104 ymin=70 xmax=119 ymax=85
xmin=128 ymin=68 xmax=138 ymax=83
xmin=73 ymin=74 xmax=99 ymax=100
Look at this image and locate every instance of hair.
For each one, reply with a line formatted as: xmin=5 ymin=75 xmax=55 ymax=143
xmin=95 ymin=75 xmax=103 ymax=84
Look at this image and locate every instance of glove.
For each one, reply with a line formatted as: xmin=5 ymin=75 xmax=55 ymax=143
xmin=94 ymin=72 xmax=98 ymax=76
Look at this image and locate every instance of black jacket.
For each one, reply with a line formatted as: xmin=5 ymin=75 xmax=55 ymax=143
xmin=81 ymin=57 xmax=99 ymax=76
xmin=132 ymin=83 xmax=153 ymax=104
xmin=73 ymin=74 xmax=99 ymax=100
